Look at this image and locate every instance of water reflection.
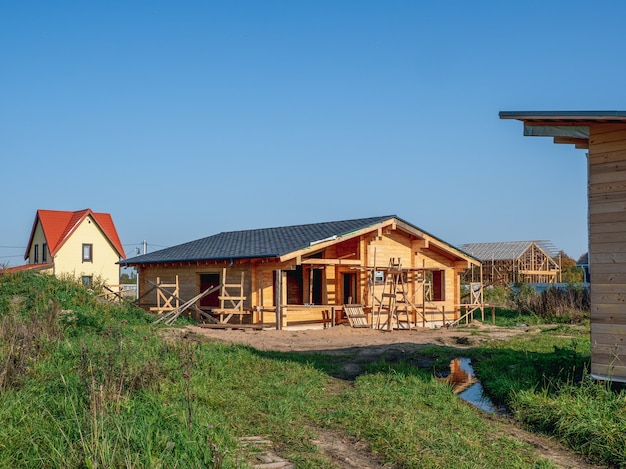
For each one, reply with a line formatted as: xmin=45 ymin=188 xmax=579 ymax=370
xmin=440 ymin=358 xmax=500 ymax=414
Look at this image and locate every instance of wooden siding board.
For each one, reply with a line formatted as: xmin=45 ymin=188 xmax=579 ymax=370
xmin=590 ymin=220 xmax=626 ymax=234
xmin=588 ymin=242 xmax=626 ymax=254
xmin=590 ymin=210 xmax=626 ymax=224
xmin=588 ymin=167 xmax=626 ymax=186
xmin=591 ymin=272 xmax=626 ymax=284
xmin=589 ymin=125 xmax=626 ymax=146
xmin=591 ymin=363 xmax=626 ymax=380
xmin=592 ymin=343 xmax=626 ymax=356
xmin=592 ymin=301 xmax=626 ymax=310
xmin=591 ymin=355 xmax=626 ymax=370
xmin=588 ymin=149 xmax=626 ymax=167
xmin=591 ymin=251 xmax=626 ymax=263
xmin=589 ymin=181 xmax=626 ymax=196
xmin=592 ymin=323 xmax=626 ymax=338
xmin=591 ymin=263 xmax=626 ymax=274
xmin=589 ymin=199 xmax=626 ymax=214
xmin=590 ymin=285 xmax=626 ymax=306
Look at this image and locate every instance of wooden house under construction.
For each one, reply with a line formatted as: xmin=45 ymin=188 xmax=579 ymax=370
xmin=121 ymin=215 xmax=482 ymax=329
xmin=500 ymin=110 xmax=626 ymax=383
xmin=460 ymin=240 xmax=561 ymax=286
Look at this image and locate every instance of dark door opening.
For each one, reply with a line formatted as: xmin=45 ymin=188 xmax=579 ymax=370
xmin=311 ymin=268 xmax=323 ymax=305
xmin=286 ymin=266 xmax=304 ymax=305
xmin=199 ymin=273 xmax=220 ymax=308
xmin=342 ymin=272 xmax=357 ymax=304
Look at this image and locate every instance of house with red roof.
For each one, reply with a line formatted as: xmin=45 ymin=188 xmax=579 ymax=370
xmin=18 ymin=209 xmax=126 ymax=286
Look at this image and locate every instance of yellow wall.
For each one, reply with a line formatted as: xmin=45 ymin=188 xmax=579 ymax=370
xmin=28 ymin=222 xmax=49 ymax=264
xmin=52 ymin=215 xmax=121 ymax=286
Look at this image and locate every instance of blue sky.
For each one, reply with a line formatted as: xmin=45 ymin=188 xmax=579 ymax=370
xmin=2 ymin=1 xmax=623 ymax=265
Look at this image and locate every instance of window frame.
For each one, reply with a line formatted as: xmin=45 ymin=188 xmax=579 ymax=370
xmin=432 ymin=270 xmax=445 ymax=301
xmin=82 ymin=243 xmax=93 ymax=263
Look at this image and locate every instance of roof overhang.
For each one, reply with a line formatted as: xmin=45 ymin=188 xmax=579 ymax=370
xmin=499 ymin=111 xmax=626 ymax=150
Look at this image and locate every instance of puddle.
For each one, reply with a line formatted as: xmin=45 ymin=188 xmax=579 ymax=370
xmin=440 ymin=358 xmax=501 ymax=414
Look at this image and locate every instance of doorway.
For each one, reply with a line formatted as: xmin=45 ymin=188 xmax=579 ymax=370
xmin=199 ymin=273 xmax=220 ymax=308
xmin=342 ymin=272 xmax=357 ymax=304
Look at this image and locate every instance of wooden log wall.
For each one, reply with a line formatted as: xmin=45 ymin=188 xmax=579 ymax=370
xmin=136 ymin=227 xmax=469 ymax=329
xmin=138 ymin=263 xmax=252 ymax=309
xmin=588 ymin=124 xmax=626 ymax=381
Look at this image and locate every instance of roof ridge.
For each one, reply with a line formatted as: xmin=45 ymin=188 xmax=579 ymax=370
xmin=213 ymin=215 xmax=397 ymax=236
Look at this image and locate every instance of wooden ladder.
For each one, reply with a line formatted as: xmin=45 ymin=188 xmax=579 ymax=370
xmin=393 ymin=263 xmax=413 ymax=330
xmin=377 ymin=259 xmax=413 ymax=331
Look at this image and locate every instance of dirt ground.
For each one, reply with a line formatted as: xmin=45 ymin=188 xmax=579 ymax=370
xmin=186 ymin=322 xmax=604 ymax=469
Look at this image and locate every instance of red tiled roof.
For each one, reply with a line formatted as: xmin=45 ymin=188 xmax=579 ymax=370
xmin=25 ymin=209 xmax=126 ymax=260
xmin=1 ymin=263 xmax=54 ymax=274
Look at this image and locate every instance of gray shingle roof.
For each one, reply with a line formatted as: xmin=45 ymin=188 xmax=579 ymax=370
xmin=459 ymin=241 xmax=557 ymax=261
xmin=121 ymin=215 xmax=395 ymax=265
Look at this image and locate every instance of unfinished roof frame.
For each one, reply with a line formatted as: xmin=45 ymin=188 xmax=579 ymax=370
xmin=461 ymin=241 xmax=561 ymax=286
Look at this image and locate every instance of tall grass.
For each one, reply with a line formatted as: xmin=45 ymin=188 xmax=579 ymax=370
xmin=325 ymin=361 xmax=556 ymax=468
xmin=466 ymin=324 xmax=626 ymax=467
xmin=477 ymin=284 xmax=589 ymax=327
xmin=512 ymin=377 xmax=626 ymax=467
xmin=512 ymin=284 xmax=589 ymax=323
xmin=0 ymin=271 xmax=614 ymax=467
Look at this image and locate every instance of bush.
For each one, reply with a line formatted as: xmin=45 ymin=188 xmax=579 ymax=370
xmin=510 ymin=284 xmax=589 ymax=323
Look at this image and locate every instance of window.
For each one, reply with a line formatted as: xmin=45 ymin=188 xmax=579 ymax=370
xmin=34 ymin=244 xmax=39 ymax=263
xmin=82 ymin=244 xmax=93 ymax=262
xmin=432 ymin=270 xmax=445 ymax=301
xmin=81 ymin=276 xmax=93 ymax=286
xmin=42 ymin=243 xmax=47 ymax=263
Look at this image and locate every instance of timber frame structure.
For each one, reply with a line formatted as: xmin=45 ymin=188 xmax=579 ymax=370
xmin=461 ymin=240 xmax=561 ymax=286
xmin=121 ymin=215 xmax=482 ymax=330
xmin=500 ymin=110 xmax=626 ymax=383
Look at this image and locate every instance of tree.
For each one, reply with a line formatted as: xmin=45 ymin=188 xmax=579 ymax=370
xmin=120 ymin=270 xmax=137 ymax=284
xmin=556 ymin=251 xmax=584 ymax=283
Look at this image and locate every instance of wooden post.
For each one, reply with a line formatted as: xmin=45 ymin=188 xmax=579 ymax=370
xmin=275 ymin=269 xmax=282 ymax=330
xmin=492 ymin=306 xmax=496 ymax=324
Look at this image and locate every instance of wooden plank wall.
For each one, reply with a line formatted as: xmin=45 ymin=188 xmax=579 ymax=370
xmin=139 ymin=263 xmax=252 ymax=309
xmin=368 ymin=231 xmax=459 ymax=317
xmin=588 ymin=124 xmax=626 ymax=381
xmin=135 ymin=228 xmax=468 ymax=328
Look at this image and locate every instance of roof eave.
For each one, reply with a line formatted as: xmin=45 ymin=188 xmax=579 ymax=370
xmin=499 ymin=110 xmax=626 ymax=121
xmin=119 ymin=254 xmax=280 ymax=266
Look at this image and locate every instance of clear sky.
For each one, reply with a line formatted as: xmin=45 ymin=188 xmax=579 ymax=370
xmin=2 ymin=1 xmax=623 ymax=265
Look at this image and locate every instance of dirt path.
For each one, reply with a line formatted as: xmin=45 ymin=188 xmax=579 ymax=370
xmin=187 ymin=323 xmax=604 ymax=468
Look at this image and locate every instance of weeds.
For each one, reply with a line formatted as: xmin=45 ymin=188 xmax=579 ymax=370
xmin=511 ymin=284 xmax=589 ymax=322
xmin=0 ymin=271 xmax=618 ymax=468
xmin=512 ymin=377 xmax=626 ymax=467
xmin=0 ymin=299 xmax=63 ymax=390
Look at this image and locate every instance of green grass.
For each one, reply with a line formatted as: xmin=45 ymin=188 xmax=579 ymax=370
xmin=0 ymin=271 xmax=619 ymax=467
xmin=325 ymin=362 xmax=556 ymax=468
